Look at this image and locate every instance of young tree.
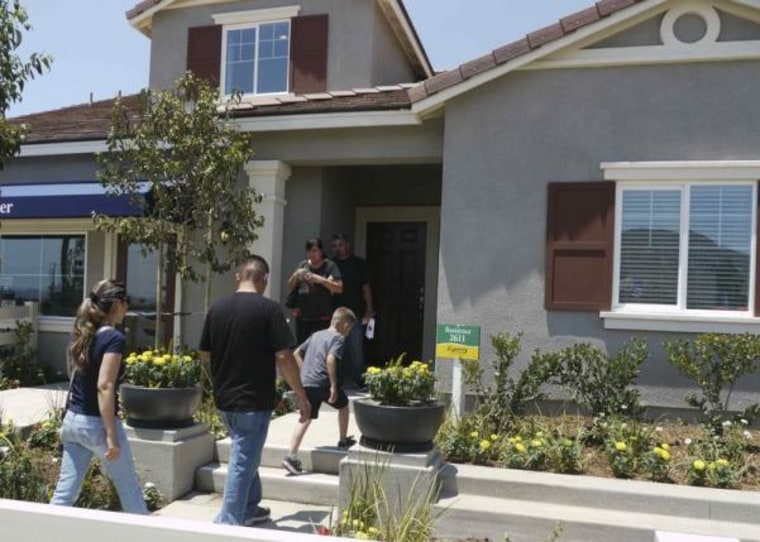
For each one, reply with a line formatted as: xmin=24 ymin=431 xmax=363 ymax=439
xmin=0 ymin=0 xmax=51 ymax=169
xmin=95 ymin=73 xmax=262 ymax=348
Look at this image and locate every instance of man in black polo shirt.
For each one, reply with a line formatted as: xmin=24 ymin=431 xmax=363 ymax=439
xmin=331 ymin=233 xmax=374 ymax=388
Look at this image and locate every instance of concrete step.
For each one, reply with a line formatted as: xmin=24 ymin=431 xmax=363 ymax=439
xmin=215 ymin=438 xmax=349 ymax=474
xmin=195 ymin=464 xmax=339 ymax=506
xmin=446 ymin=464 xmax=760 ymax=526
xmin=434 ymin=493 xmax=760 ymax=542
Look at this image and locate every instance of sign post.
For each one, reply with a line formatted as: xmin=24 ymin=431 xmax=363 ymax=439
xmin=436 ymin=324 xmax=480 ymax=418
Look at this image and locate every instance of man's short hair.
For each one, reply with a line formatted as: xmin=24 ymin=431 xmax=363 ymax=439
xmin=332 ymin=232 xmax=350 ymax=243
xmin=238 ymin=255 xmax=269 ymax=283
xmin=331 ymin=306 xmax=357 ymax=326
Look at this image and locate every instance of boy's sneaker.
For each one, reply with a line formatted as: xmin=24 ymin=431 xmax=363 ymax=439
xmin=243 ymin=505 xmax=271 ymax=526
xmin=337 ymin=436 xmax=357 ymax=449
xmin=282 ymin=455 xmax=303 ymax=475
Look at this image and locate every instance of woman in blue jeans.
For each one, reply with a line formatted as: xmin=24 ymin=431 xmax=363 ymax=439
xmin=50 ymin=279 xmax=147 ymax=514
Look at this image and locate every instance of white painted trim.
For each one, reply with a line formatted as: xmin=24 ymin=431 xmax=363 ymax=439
xmin=233 ymin=110 xmax=421 ymax=132
xmin=661 ymin=1 xmax=720 ymax=47
xmin=355 ymin=206 xmax=440 ymax=363
xmin=213 ymin=6 xmax=300 ymax=26
xmin=411 ymin=0 xmax=670 ymax=115
xmin=601 ymin=311 xmax=760 ymax=333
xmin=529 ymin=40 xmax=760 ymax=70
xmin=377 ymin=0 xmax=434 ymax=78
xmin=18 ymin=140 xmax=108 ymax=157
xmin=0 ymin=219 xmax=94 ymax=233
xmin=602 ymin=160 xmax=760 ymax=180
xmin=39 ymin=317 xmax=75 ymax=333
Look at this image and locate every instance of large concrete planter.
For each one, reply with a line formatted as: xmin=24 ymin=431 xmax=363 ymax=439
xmin=353 ymin=398 xmax=445 ymax=452
xmin=120 ymin=383 xmax=202 ymax=429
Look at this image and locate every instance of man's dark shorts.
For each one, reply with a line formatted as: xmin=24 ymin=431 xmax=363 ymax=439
xmin=304 ymin=386 xmax=349 ymax=419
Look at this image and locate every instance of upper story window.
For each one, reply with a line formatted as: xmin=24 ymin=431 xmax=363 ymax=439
xmin=616 ymin=182 xmax=755 ymax=315
xmin=223 ymin=21 xmax=291 ymax=96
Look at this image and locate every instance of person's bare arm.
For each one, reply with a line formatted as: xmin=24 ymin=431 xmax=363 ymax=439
xmin=326 ymin=353 xmax=339 ymax=404
xmin=361 ymin=283 xmax=374 ymax=324
xmin=276 ymin=349 xmax=311 ymax=422
xmin=287 ymin=267 xmax=307 ymax=291
xmin=293 ymin=348 xmax=304 ymax=370
xmin=97 ymin=353 xmax=122 ymax=462
xmin=310 ymin=274 xmax=343 ymax=294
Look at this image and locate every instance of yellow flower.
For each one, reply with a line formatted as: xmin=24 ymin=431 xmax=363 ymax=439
xmin=515 ymin=443 xmax=526 ymax=454
xmin=614 ymin=441 xmax=627 ymax=452
xmin=153 ymin=357 xmax=167 ymax=366
xmin=470 ymin=431 xmax=479 ymax=439
xmin=368 ymin=526 xmax=380 ymax=537
xmin=660 ymin=450 xmax=671 ymax=461
xmin=182 ymin=355 xmax=193 ymax=363
xmin=479 ymin=440 xmax=491 ymax=451
xmin=661 ymin=443 xmax=670 ymax=451
xmin=530 ymin=439 xmax=543 ymax=448
xmin=716 ymin=458 xmax=730 ymax=467
xmin=141 ymin=350 xmax=153 ymax=358
xmin=535 ymin=431 xmax=544 ymax=438
xmin=693 ymin=459 xmax=706 ymax=471
xmin=490 ymin=434 xmax=499 ymax=441
xmin=366 ymin=366 xmax=381 ymax=376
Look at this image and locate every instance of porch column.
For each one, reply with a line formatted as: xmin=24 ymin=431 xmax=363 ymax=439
xmin=244 ymin=160 xmax=292 ymax=301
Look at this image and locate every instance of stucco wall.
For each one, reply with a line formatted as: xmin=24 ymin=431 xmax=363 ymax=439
xmin=149 ymin=0 xmax=415 ymax=92
xmin=437 ymin=60 xmax=760 ymax=407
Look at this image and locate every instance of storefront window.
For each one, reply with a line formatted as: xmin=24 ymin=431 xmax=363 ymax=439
xmin=0 ymin=235 xmax=85 ymax=316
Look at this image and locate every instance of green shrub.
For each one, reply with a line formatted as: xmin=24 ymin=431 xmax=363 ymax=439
xmin=0 ymin=433 xmax=50 ymax=502
xmin=462 ymin=332 xmax=558 ymax=433
xmin=541 ymin=338 xmax=647 ymax=418
xmin=0 ymin=322 xmax=53 ymax=387
xmin=664 ymin=333 xmax=760 ymax=431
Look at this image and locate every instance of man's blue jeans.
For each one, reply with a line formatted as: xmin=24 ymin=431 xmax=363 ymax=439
xmin=215 ymin=409 xmax=271 ymax=525
xmin=50 ymin=411 xmax=147 ymax=514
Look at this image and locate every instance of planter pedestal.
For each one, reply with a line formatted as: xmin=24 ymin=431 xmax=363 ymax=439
xmin=126 ymin=422 xmax=214 ymax=502
xmin=338 ymin=442 xmax=446 ymax=518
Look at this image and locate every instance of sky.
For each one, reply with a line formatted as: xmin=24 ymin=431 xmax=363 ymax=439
xmin=8 ymin=0 xmax=593 ymax=117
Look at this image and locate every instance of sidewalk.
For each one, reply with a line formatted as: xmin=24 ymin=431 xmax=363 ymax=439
xmin=0 ymin=382 xmax=68 ymax=428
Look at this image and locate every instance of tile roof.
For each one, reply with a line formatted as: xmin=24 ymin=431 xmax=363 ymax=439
xmin=406 ymin=0 xmax=646 ymax=103
xmin=10 ymin=86 xmax=413 ymax=145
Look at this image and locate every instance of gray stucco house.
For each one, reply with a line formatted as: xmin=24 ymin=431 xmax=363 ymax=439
xmin=4 ymin=0 xmax=760 ymax=409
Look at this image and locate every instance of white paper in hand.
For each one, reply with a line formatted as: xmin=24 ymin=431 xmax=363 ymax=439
xmin=365 ymin=317 xmax=375 ymax=339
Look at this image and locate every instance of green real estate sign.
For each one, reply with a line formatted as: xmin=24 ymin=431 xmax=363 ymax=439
xmin=436 ymin=324 xmax=481 ymax=361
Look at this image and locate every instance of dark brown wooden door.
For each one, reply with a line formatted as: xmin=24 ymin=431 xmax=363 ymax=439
xmin=365 ymin=222 xmax=426 ymax=364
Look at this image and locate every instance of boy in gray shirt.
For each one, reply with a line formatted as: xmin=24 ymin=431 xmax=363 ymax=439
xmin=282 ymin=307 xmax=357 ymax=474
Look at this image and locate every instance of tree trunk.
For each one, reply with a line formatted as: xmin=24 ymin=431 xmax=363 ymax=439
xmin=154 ymin=241 xmax=164 ymax=350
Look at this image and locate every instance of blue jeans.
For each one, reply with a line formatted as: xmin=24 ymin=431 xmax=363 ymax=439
xmin=343 ymin=322 xmax=366 ymax=387
xmin=51 ymin=411 xmax=147 ymax=514
xmin=215 ymin=409 xmax=271 ymax=525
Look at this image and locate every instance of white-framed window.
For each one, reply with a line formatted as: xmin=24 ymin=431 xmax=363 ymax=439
xmin=600 ymin=161 xmax=760 ymax=333
xmin=215 ymin=5 xmax=296 ymax=98
xmin=615 ymin=182 xmax=755 ymax=315
xmin=0 ymin=234 xmax=86 ymax=317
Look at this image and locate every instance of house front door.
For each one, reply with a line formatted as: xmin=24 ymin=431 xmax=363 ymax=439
xmin=365 ymin=221 xmax=426 ymax=364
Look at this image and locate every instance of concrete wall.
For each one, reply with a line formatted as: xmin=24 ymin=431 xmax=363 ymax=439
xmin=437 ymin=60 xmax=760 ymax=407
xmin=150 ymin=0 xmax=417 ymax=92
xmin=0 ymin=498 xmax=351 ymax=542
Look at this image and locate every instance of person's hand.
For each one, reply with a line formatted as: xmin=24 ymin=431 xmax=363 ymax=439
xmin=304 ymin=272 xmax=314 ymax=283
xmin=105 ymin=435 xmax=120 ymax=461
xmin=328 ymin=386 xmax=338 ymax=405
xmin=297 ymin=395 xmax=311 ymax=423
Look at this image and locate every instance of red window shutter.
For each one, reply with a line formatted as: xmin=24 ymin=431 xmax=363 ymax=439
xmin=187 ymin=25 xmax=222 ymax=86
xmin=545 ymin=181 xmax=615 ymax=311
xmin=290 ymin=14 xmax=328 ymax=93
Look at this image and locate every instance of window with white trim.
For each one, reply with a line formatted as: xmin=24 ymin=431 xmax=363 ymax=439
xmin=223 ymin=20 xmax=290 ymax=96
xmin=615 ymin=182 xmax=755 ymax=315
xmin=0 ymin=235 xmax=86 ymax=316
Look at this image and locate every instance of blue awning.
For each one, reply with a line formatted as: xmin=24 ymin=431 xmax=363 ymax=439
xmin=0 ymin=182 xmax=150 ymax=219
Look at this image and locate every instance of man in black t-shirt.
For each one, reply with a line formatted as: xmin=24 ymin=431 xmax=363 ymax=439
xmin=332 ymin=233 xmax=374 ymax=388
xmin=200 ymin=255 xmax=309 ymax=527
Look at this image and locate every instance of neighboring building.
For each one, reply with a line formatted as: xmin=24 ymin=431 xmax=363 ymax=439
xmin=4 ymin=0 xmax=760 ymax=409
